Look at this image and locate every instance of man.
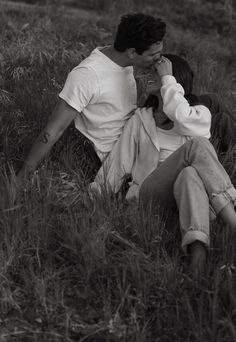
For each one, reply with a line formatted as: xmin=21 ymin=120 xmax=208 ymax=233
xmin=16 ymin=13 xmax=166 ymax=184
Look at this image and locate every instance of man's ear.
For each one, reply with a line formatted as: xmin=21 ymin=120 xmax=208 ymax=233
xmin=127 ymin=48 xmax=137 ymax=60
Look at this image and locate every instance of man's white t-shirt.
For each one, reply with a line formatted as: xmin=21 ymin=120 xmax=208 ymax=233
xmin=59 ymin=47 xmax=137 ymax=155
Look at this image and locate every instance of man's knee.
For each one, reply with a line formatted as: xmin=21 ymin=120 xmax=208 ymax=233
xmin=198 ymin=93 xmax=220 ymax=113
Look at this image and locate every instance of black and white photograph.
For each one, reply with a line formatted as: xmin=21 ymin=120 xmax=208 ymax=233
xmin=0 ymin=0 xmax=236 ymax=340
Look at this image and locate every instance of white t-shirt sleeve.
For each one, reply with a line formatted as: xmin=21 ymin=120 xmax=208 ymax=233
xmin=161 ymin=75 xmax=211 ymax=138
xmin=59 ymin=66 xmax=99 ymax=113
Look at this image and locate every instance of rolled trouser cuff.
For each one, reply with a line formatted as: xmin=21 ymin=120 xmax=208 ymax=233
xmin=181 ymin=228 xmax=210 ymax=253
xmin=210 ymin=186 xmax=236 ymax=215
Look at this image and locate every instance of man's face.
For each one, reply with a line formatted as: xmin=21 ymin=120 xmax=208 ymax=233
xmin=134 ymin=42 xmax=163 ymax=68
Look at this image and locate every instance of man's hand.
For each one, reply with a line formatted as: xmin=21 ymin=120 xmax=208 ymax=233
xmin=15 ymin=164 xmax=33 ymax=189
xmin=154 ymin=56 xmax=172 ymax=78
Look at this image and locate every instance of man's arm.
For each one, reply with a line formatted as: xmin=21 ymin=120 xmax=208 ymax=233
xmin=16 ymin=98 xmax=79 ymax=185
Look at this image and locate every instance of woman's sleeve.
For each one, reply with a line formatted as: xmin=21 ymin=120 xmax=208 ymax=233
xmin=161 ymin=75 xmax=211 ymax=137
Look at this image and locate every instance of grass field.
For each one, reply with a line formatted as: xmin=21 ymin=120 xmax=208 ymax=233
xmin=1 ymin=0 xmax=236 ymax=341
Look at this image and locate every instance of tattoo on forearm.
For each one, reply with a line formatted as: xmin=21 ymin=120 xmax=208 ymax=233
xmin=40 ymin=132 xmax=50 ymax=144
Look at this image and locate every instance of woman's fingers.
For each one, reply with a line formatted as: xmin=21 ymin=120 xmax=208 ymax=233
xmin=155 ymin=57 xmax=172 ymax=77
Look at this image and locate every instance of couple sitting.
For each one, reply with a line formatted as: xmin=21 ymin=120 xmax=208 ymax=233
xmin=91 ymin=53 xmax=236 ymax=279
xmin=16 ymin=12 xmax=236 ymax=279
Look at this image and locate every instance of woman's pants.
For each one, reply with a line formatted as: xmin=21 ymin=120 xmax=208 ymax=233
xmin=139 ymin=137 xmax=236 ymax=251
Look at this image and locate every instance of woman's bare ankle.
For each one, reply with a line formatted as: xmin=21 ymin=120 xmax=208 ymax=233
xmin=188 ymin=241 xmax=207 ymax=280
xmin=219 ymin=202 xmax=236 ymax=232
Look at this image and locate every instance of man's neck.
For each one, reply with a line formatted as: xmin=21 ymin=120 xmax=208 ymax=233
xmin=100 ymin=46 xmax=131 ymax=67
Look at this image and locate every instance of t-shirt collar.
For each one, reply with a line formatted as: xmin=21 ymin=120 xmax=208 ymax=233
xmin=94 ymin=46 xmax=133 ymax=71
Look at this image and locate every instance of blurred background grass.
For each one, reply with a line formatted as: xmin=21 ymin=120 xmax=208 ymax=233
xmin=0 ymin=0 xmax=236 ymax=341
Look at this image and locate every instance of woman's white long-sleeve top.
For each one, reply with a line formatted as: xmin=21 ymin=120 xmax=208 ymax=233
xmin=91 ymin=75 xmax=212 ymax=201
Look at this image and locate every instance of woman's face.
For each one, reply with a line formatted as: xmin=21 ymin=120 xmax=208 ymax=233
xmin=146 ymin=74 xmax=162 ymax=95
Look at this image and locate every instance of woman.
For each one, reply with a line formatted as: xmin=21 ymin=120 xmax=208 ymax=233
xmin=91 ymin=54 xmax=236 ymax=279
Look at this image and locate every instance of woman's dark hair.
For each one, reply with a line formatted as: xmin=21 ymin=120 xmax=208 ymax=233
xmin=163 ymin=54 xmax=200 ymax=106
xmin=114 ymin=13 xmax=166 ymax=55
xmin=144 ymin=94 xmax=159 ymax=110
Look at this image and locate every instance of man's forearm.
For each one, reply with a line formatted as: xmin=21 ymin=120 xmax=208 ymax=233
xmin=18 ymin=129 xmax=61 ymax=178
xmin=16 ymin=99 xmax=78 ymax=184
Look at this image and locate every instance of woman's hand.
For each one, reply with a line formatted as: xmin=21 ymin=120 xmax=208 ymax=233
xmin=154 ymin=56 xmax=172 ymax=78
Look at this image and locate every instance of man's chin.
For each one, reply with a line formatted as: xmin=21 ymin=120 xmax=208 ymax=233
xmin=137 ymin=62 xmax=155 ymax=69
xmin=142 ymin=62 xmax=154 ymax=69
xmin=147 ymin=64 xmax=156 ymax=69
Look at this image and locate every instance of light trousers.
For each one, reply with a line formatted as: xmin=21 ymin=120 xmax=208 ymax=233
xmin=139 ymin=137 xmax=236 ymax=250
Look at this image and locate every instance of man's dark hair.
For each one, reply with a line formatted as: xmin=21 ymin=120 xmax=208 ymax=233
xmin=114 ymin=13 xmax=166 ymax=55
